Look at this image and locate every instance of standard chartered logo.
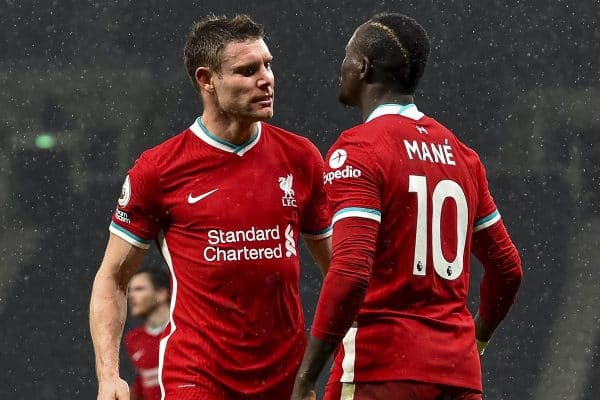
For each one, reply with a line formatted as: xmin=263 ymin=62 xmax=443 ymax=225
xmin=203 ymin=224 xmax=297 ymax=262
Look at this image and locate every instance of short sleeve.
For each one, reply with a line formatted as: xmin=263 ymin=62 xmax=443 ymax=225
xmin=473 ymin=159 xmax=501 ymax=233
xmin=109 ymin=153 xmax=163 ymax=248
xmin=300 ymin=142 xmax=332 ymax=239
xmin=324 ymin=133 xmax=382 ymax=226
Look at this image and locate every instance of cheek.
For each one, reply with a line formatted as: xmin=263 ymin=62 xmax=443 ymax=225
xmin=217 ymin=84 xmax=250 ymax=107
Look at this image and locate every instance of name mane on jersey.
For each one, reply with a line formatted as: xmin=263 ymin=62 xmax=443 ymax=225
xmin=204 ymin=224 xmax=296 ymax=262
xmin=404 ymin=139 xmax=456 ymax=165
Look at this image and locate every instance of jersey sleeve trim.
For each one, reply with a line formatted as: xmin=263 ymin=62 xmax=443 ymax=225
xmin=302 ymin=226 xmax=333 ymax=240
xmin=109 ymin=221 xmax=152 ymax=249
xmin=332 ymin=207 xmax=381 ymax=225
xmin=473 ymin=210 xmax=501 ymax=232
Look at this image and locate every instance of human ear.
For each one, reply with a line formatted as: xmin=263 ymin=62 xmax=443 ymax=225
xmin=359 ymin=56 xmax=372 ymax=81
xmin=195 ymin=67 xmax=215 ymax=92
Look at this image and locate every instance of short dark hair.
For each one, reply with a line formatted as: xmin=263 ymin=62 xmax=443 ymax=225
xmin=134 ymin=265 xmax=170 ymax=292
xmin=183 ymin=14 xmax=265 ymax=90
xmin=357 ymin=13 xmax=430 ymax=94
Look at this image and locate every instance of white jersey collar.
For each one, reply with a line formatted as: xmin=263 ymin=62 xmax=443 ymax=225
xmin=145 ymin=321 xmax=168 ymax=336
xmin=365 ymin=103 xmax=424 ymax=122
xmin=189 ymin=117 xmax=261 ymax=156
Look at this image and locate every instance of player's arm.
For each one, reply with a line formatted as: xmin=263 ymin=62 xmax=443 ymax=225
xmin=90 ymin=233 xmax=148 ymax=399
xmin=303 ymin=236 xmax=332 ymax=275
xmin=292 ymin=217 xmax=379 ymax=399
xmin=471 ymin=219 xmax=523 ymax=353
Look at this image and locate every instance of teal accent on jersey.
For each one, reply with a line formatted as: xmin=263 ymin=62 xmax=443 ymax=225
xmin=197 ymin=117 xmax=259 ymax=153
xmin=302 ymin=225 xmax=333 ymax=240
xmin=305 ymin=226 xmax=333 ymax=235
xmin=110 ymin=221 xmax=152 ymax=244
xmin=366 ymin=103 xmax=416 ymax=121
xmin=474 ymin=210 xmax=500 ymax=227
xmin=316 ymin=226 xmax=333 ymax=234
xmin=333 ymin=207 xmax=381 ymax=220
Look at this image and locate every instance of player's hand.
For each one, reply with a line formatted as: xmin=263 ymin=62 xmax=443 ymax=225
xmin=290 ymin=379 xmax=317 ymax=400
xmin=97 ymin=377 xmax=130 ymax=400
xmin=290 ymin=389 xmax=317 ymax=400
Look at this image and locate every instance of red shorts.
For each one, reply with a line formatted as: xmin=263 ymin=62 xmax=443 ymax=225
xmin=324 ymin=381 xmax=482 ymax=400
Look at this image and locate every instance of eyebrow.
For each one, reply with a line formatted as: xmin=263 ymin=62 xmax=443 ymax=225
xmin=231 ymin=56 xmax=273 ymax=69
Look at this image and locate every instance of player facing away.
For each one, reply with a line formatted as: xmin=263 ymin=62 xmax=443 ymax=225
xmin=291 ymin=13 xmax=523 ymax=400
xmin=124 ymin=266 xmax=170 ymax=400
xmin=90 ymin=15 xmax=332 ymax=400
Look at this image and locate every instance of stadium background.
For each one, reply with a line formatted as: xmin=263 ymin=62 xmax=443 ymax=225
xmin=1 ymin=1 xmax=598 ymax=398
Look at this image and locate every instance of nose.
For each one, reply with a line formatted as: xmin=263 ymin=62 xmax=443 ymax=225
xmin=257 ymin=66 xmax=274 ymax=91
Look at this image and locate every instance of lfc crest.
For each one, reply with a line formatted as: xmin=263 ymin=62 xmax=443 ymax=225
xmin=278 ymin=174 xmax=297 ymax=207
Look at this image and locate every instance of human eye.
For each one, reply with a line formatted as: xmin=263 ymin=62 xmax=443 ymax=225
xmin=236 ymin=64 xmax=258 ymax=77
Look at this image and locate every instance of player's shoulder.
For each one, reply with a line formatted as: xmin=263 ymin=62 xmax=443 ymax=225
xmin=328 ymin=119 xmax=388 ymax=159
xmin=329 ymin=123 xmax=369 ymax=151
xmin=420 ymin=115 xmax=483 ymax=162
xmin=263 ymin=122 xmax=317 ymax=147
xmin=137 ymin=128 xmax=190 ymax=166
xmin=441 ymin=124 xmax=484 ymax=167
xmin=262 ymin=122 xmax=322 ymax=158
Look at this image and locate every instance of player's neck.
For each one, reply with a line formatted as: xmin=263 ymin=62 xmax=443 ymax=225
xmin=201 ymin=113 xmax=258 ymax=145
xmin=145 ymin=304 xmax=170 ymax=330
xmin=360 ymin=87 xmax=414 ymax=121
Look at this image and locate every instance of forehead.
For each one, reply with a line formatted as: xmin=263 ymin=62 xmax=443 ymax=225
xmin=130 ymin=273 xmax=152 ymax=287
xmin=220 ymin=38 xmax=271 ymax=67
xmin=345 ymin=25 xmax=364 ymax=54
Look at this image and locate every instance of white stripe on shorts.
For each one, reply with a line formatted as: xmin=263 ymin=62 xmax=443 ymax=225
xmin=341 ymin=324 xmax=358 ymax=382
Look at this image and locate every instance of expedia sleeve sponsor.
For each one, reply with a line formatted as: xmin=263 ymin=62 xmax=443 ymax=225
xmin=324 ymin=165 xmax=362 ymax=185
xmin=203 ymin=224 xmax=297 ymax=262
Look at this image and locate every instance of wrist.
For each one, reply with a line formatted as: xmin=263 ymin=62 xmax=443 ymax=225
xmin=97 ymin=366 xmax=119 ymax=381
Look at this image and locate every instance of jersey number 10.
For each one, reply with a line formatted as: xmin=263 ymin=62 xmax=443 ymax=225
xmin=408 ymin=175 xmax=468 ymax=281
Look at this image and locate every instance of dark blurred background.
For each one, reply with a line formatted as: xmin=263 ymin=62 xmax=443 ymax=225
xmin=1 ymin=0 xmax=599 ymax=399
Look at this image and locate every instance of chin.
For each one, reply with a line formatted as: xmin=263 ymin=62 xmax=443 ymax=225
xmin=255 ymin=109 xmax=274 ymax=121
xmin=130 ymin=308 xmax=144 ymax=318
xmin=338 ymin=93 xmax=351 ymax=106
xmin=339 ymin=90 xmax=360 ymax=107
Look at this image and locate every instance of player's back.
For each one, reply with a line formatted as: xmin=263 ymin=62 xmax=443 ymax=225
xmin=364 ymin=108 xmax=481 ymax=319
xmin=324 ymin=104 xmax=492 ymax=390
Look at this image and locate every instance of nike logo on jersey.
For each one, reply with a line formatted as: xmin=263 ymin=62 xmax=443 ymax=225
xmin=188 ymin=189 xmax=218 ymax=204
xmin=132 ymin=350 xmax=144 ymax=361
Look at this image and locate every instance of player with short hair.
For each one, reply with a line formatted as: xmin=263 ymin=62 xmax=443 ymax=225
xmin=124 ymin=266 xmax=170 ymax=400
xmin=291 ymin=13 xmax=523 ymax=400
xmin=90 ymin=14 xmax=332 ymax=400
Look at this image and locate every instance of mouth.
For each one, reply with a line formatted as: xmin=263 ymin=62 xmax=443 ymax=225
xmin=254 ymin=95 xmax=273 ymax=106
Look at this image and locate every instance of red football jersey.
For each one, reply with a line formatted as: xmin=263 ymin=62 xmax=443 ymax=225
xmin=110 ymin=119 xmax=331 ymax=399
xmin=321 ymin=104 xmax=501 ymax=391
xmin=125 ymin=324 xmax=166 ymax=400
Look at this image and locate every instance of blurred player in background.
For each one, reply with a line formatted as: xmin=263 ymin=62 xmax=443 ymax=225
xmin=90 ymin=14 xmax=331 ymax=400
xmin=124 ymin=266 xmax=170 ymax=400
xmin=292 ymin=12 xmax=523 ymax=400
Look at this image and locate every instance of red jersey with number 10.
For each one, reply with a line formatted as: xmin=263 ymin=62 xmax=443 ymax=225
xmin=110 ymin=119 xmax=331 ymax=399
xmin=321 ymin=104 xmax=501 ymax=391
